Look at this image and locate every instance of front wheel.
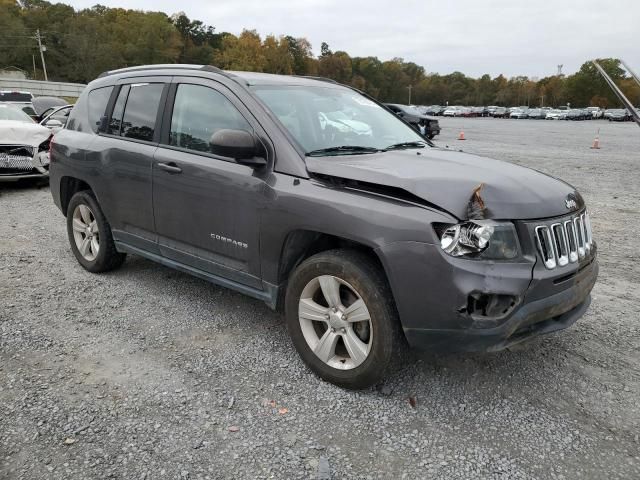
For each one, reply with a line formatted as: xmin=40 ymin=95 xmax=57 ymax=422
xmin=285 ymin=250 xmax=406 ymax=389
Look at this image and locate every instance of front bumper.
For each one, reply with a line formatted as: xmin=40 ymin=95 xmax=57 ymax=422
xmin=378 ymin=239 xmax=598 ymax=353
xmin=0 ymin=149 xmax=49 ymax=181
xmin=404 ymin=257 xmax=597 ymax=352
xmin=0 ymin=170 xmax=49 ymax=181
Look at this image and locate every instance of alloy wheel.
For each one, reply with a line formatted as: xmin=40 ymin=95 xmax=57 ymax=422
xmin=71 ymin=204 xmax=99 ymax=261
xmin=298 ymin=275 xmax=373 ymax=370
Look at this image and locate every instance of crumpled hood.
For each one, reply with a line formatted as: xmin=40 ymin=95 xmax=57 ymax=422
xmin=305 ymin=147 xmax=583 ymax=220
xmin=0 ymin=120 xmax=51 ymax=148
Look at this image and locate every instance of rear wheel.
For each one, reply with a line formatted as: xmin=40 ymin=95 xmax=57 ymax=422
xmin=285 ymin=250 xmax=406 ymax=389
xmin=66 ymin=191 xmax=125 ymax=273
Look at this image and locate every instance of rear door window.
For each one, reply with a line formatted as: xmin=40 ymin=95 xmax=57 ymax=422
xmin=119 ymin=83 xmax=164 ymax=142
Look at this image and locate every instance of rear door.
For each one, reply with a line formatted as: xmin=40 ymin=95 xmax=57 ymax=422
xmin=152 ymin=77 xmax=268 ymax=288
xmin=87 ymin=77 xmax=170 ymax=252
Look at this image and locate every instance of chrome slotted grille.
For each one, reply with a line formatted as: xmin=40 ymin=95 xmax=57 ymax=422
xmin=535 ymin=211 xmax=593 ymax=269
xmin=0 ymin=146 xmax=35 ymax=172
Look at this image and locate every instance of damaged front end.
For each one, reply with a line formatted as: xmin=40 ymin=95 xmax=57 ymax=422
xmin=0 ymin=124 xmax=52 ymax=181
xmin=304 ymin=146 xmax=597 ymax=351
xmin=0 ymin=143 xmax=50 ymax=180
xmin=372 ymin=180 xmax=597 ymax=353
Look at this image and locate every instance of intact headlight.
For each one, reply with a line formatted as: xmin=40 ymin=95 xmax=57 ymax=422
xmin=436 ymin=220 xmax=520 ymax=259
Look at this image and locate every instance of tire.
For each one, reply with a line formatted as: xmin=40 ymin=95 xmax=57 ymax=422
xmin=285 ymin=249 xmax=406 ymax=389
xmin=66 ymin=190 xmax=126 ymax=273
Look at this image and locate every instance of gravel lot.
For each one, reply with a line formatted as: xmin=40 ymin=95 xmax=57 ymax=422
xmin=1 ymin=118 xmax=639 ymax=479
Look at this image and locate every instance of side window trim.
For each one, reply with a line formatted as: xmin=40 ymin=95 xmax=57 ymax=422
xmin=159 ymin=82 xmax=178 ymax=146
xmin=107 ymin=84 xmax=130 ymax=136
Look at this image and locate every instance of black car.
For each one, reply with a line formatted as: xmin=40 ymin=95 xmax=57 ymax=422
xmin=384 ymin=103 xmax=441 ymax=139
xmin=608 ymin=109 xmax=631 ymax=122
xmin=49 ymin=65 xmax=597 ymax=388
xmin=424 ymin=105 xmax=445 ymax=116
xmin=566 ymin=109 xmax=587 ymax=120
xmin=491 ymin=106 xmax=508 ymax=118
xmin=471 ymin=106 xmax=489 ymax=117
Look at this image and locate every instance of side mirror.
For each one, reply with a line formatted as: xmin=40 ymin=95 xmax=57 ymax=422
xmin=43 ymin=118 xmax=63 ymax=128
xmin=209 ymin=129 xmax=266 ymax=167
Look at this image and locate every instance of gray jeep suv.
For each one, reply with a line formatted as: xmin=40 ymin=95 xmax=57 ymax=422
xmin=49 ymin=64 xmax=598 ymax=388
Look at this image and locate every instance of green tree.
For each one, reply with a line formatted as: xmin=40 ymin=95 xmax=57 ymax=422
xmin=215 ymin=30 xmax=266 ymax=72
xmin=285 ymin=36 xmax=314 ymax=75
xmin=565 ymin=59 xmax=625 ymax=107
xmin=318 ymin=50 xmax=352 ymax=83
xmin=263 ymin=35 xmax=293 ymax=74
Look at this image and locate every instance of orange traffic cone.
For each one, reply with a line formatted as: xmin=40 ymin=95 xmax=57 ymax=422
xmin=590 ymin=136 xmax=600 ymax=149
xmin=458 ymin=129 xmax=466 ymax=141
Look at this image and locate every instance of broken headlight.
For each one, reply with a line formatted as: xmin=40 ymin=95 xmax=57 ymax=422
xmin=436 ymin=220 xmax=519 ymax=259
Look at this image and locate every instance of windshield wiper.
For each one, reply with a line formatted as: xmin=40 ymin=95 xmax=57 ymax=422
xmin=383 ymin=141 xmax=427 ymax=151
xmin=306 ymin=146 xmax=380 ymax=156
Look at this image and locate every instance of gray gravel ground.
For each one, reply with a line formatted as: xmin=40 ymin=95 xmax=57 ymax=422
xmin=1 ymin=117 xmax=639 ymax=479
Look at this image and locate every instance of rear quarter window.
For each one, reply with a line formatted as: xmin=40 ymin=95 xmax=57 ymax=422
xmin=88 ymin=86 xmax=114 ymax=133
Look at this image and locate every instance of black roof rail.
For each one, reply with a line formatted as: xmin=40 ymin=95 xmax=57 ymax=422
xmin=97 ymin=64 xmax=229 ymax=79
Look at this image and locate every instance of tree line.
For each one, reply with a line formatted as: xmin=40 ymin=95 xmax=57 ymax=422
xmin=2 ymin=0 xmax=639 ymax=107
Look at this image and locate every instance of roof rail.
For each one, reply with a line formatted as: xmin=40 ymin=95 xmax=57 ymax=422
xmin=296 ymin=75 xmax=339 ymax=84
xmin=97 ymin=64 xmax=227 ymax=78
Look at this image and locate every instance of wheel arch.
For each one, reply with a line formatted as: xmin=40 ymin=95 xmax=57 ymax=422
xmin=274 ymin=229 xmax=391 ymax=311
xmin=59 ymin=176 xmax=93 ymax=216
xmin=278 ymin=230 xmax=384 ymax=281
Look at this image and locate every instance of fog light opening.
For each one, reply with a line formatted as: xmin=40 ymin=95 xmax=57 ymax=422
xmin=467 ymin=293 xmax=518 ymax=319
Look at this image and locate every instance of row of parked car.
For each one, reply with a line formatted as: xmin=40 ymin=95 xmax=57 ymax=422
xmin=0 ymin=90 xmax=73 ymax=182
xmin=418 ymin=104 xmax=639 ymax=121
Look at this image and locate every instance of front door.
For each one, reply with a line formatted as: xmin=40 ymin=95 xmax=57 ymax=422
xmin=152 ymin=79 xmax=266 ymax=289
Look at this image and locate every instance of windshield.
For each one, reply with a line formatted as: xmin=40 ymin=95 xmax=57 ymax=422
xmin=252 ymin=85 xmax=426 ymax=155
xmin=0 ymin=106 xmax=35 ymax=123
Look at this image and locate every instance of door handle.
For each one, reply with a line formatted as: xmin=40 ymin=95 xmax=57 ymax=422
xmin=157 ymin=162 xmax=182 ymax=174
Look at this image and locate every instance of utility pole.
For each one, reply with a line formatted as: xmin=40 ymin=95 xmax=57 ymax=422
xmin=35 ymin=29 xmax=48 ymax=81
xmin=541 ymin=94 xmax=545 ymax=108
xmin=407 ymin=85 xmax=412 ymax=105
xmin=32 ymin=55 xmax=36 ymax=79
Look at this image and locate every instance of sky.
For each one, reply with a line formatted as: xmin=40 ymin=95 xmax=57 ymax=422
xmin=59 ymin=0 xmax=639 ymax=78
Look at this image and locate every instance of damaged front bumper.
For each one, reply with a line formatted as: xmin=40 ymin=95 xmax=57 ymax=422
xmin=378 ymin=239 xmax=598 ymax=353
xmin=0 ymin=146 xmax=50 ymax=181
